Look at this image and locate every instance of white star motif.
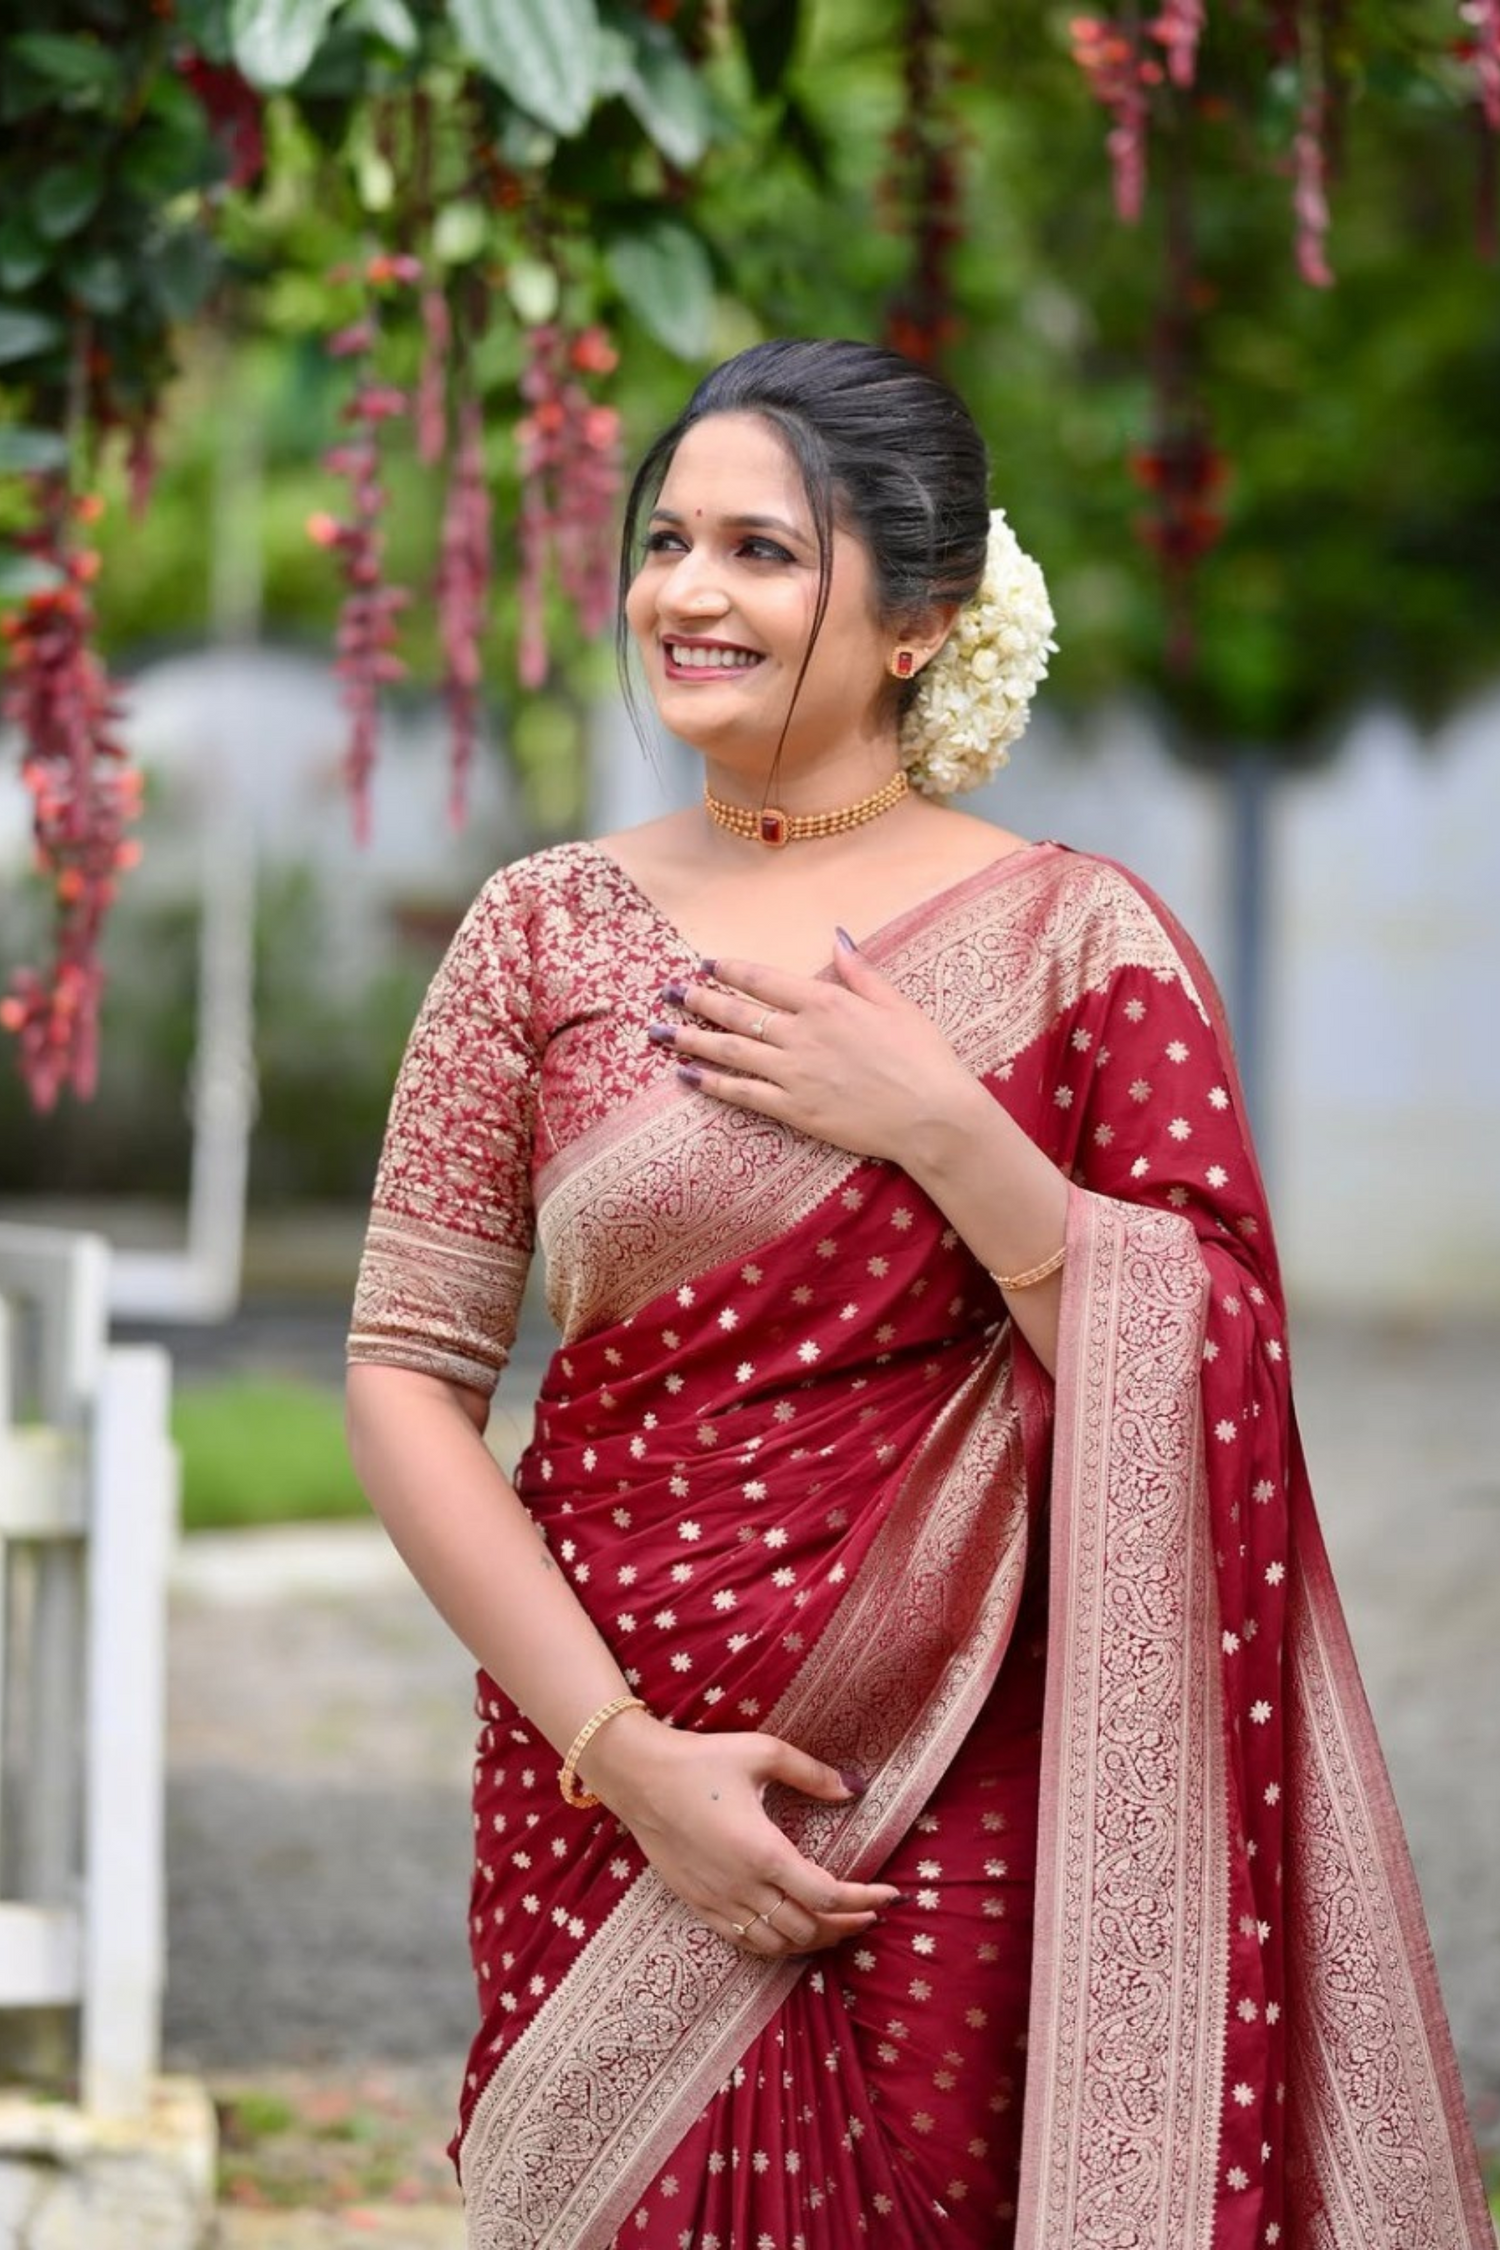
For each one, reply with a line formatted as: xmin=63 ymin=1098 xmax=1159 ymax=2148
xmin=1215 ymin=1418 xmax=1238 ymax=1443
xmin=712 ymin=1589 xmax=736 ymax=1611
xmin=1166 ymin=1039 xmax=1189 ymax=1062
xmin=1206 ymin=1164 xmax=1228 ymax=1188
xmin=1093 ymin=1123 xmax=1115 ymax=1146
xmin=1072 ymin=1027 xmax=1092 ymax=1050
xmin=891 ymin=1208 xmax=913 ymax=1230
xmin=1227 ymin=2166 xmax=1249 ymax=2190
xmin=1209 ymin=1086 xmax=1229 ymax=1109
xmin=1131 ymin=1156 xmax=1150 ymax=1178
xmin=1053 ymin=1085 xmax=1074 ymax=1109
xmin=1129 ymin=1078 xmax=1151 ymax=1102
xmin=735 ymin=1361 xmax=754 ymax=1382
xmin=676 ymin=1286 xmax=695 ymax=1307
xmin=1232 ymin=2082 xmax=1255 ymax=2108
xmin=1168 ymin=1116 xmax=1192 ymax=1141
xmin=1223 ymin=1630 xmax=1241 ymax=1653
xmin=717 ymin=1307 xmax=739 ymax=1330
xmin=797 ymin=1340 xmax=820 ymax=1364
xmin=1264 ymin=1782 xmax=1280 ymax=1805
xmin=1124 ymin=997 xmax=1146 ymax=1021
xmin=1251 ymin=1699 xmax=1272 ymax=1724
xmin=1265 ymin=1560 xmax=1284 ymax=1585
xmin=678 ymin=1520 xmax=701 ymax=1542
xmin=740 ymin=1263 xmax=763 ymax=1284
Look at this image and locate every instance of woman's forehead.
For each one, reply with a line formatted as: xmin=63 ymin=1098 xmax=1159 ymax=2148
xmin=656 ymin=413 xmax=809 ymax=519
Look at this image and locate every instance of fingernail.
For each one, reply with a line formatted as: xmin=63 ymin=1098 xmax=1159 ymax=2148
xmin=835 ymin=927 xmax=859 ymax=953
xmin=677 ymin=1063 xmax=704 ymax=1090
xmin=885 ymin=1890 xmax=907 ymax=1906
xmin=647 ymin=1023 xmax=676 ymax=1047
xmin=697 ymin=956 xmax=717 ymax=978
xmin=660 ymin=980 xmax=688 ymax=1006
xmin=838 ymin=1768 xmax=868 ymax=1797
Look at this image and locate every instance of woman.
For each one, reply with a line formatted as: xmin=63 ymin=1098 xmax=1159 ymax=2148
xmin=346 ymin=339 xmax=1489 ymax=2249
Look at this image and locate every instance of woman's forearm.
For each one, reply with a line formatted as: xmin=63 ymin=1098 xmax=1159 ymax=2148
xmin=902 ymin=1070 xmax=1069 ymax=1375
xmin=345 ymin=1362 xmax=639 ymax=1763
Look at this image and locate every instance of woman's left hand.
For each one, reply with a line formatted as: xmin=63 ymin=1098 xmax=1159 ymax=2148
xmin=653 ymin=933 xmax=978 ymax=1165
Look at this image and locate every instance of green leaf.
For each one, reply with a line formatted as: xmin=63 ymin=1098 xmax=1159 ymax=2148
xmin=506 ymin=256 xmax=559 ymax=324
xmin=31 ymin=160 xmax=107 ymax=242
xmin=342 ymin=0 xmax=418 ymax=52
xmin=229 ymin=0 xmax=341 ymax=90
xmin=600 ymin=6 xmax=713 ymax=168
xmin=0 ymin=551 xmax=67 ymax=600
xmin=0 ymin=213 xmax=47 ymax=294
xmin=149 ymin=227 xmax=218 ymax=322
xmin=0 ymin=427 xmax=70 ymax=475
xmin=450 ymin=0 xmax=599 ymax=137
xmin=7 ymin=33 xmax=125 ymax=103
xmin=432 ymin=199 xmax=489 ymax=264
xmin=0 ymin=306 xmax=65 ymax=366
xmin=606 ymin=216 xmax=714 ymax=360
xmin=737 ymin=0 xmax=801 ymax=98
xmin=70 ymin=250 xmax=130 ymax=315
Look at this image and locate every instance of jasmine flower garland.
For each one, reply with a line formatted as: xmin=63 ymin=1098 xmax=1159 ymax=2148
xmin=900 ymin=507 xmax=1058 ymax=796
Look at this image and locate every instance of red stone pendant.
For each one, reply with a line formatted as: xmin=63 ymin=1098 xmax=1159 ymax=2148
xmin=758 ymin=808 xmax=790 ymax=846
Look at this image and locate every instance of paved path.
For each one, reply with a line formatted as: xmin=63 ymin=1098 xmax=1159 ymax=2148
xmin=168 ymin=1315 xmax=1500 ymax=2243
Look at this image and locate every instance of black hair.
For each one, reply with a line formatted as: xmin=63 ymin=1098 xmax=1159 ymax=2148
xmin=615 ymin=338 xmax=991 ymax=780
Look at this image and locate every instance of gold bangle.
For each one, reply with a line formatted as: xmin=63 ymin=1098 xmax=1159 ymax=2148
xmin=990 ymin=1243 xmax=1066 ymax=1293
xmin=558 ymin=1693 xmax=647 ymax=1809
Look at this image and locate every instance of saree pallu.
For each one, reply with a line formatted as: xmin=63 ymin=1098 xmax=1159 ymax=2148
xmin=348 ymin=840 xmax=1491 ymax=2250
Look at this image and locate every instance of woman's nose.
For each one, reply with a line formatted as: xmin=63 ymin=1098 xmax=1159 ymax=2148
xmin=660 ymin=553 xmax=728 ymax=618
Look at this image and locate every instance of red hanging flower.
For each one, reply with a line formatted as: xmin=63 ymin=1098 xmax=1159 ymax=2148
xmin=1070 ymin=15 xmax=1161 ymax=221
xmin=515 ymin=323 xmax=623 ymax=690
xmin=435 ymin=394 xmax=493 ymax=829
xmin=1 ymin=481 xmax=141 ymax=1109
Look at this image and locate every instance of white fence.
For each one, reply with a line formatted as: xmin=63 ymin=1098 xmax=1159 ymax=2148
xmin=0 ymin=1224 xmax=174 ymax=2119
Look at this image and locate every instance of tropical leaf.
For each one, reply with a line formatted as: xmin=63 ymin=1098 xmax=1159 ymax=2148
xmin=230 ymin=0 xmax=342 ymax=90
xmin=7 ymin=34 xmax=125 ymax=102
xmin=31 ymin=159 xmax=107 ymax=241
xmin=0 ymin=427 xmax=70 ymax=474
xmin=600 ymin=7 xmax=713 ymax=169
xmin=0 ymin=307 xmax=65 ymax=367
xmin=606 ymin=216 xmax=714 ymax=360
xmin=449 ymin=0 xmax=599 ymax=137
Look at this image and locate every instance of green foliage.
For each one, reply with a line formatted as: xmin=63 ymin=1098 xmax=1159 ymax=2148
xmin=173 ymin=1376 xmax=369 ymax=1528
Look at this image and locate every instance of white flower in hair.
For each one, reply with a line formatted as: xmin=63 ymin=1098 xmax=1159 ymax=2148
xmin=900 ymin=507 xmax=1058 ymax=797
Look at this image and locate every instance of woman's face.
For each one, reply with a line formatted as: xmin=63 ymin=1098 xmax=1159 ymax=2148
xmin=624 ymin=411 xmax=893 ymax=772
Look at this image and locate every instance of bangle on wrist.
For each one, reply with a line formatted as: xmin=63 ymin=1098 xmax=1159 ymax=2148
xmin=990 ymin=1242 xmax=1066 ymax=1292
xmin=558 ymin=1693 xmax=648 ymax=1809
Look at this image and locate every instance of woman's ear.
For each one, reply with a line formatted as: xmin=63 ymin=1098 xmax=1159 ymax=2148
xmin=889 ymin=602 xmax=959 ymax=681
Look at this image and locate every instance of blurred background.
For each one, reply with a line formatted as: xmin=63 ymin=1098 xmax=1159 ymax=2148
xmin=0 ymin=1 xmax=1496 ymax=2236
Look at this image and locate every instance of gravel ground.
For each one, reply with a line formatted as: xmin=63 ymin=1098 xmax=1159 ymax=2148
xmin=163 ymin=1309 xmax=1500 ymax=2229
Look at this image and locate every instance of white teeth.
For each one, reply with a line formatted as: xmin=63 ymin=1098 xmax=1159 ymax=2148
xmin=666 ymin=643 xmax=760 ymax=669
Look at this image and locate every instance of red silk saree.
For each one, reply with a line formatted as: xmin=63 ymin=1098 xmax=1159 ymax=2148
xmin=349 ymin=839 xmax=1490 ymax=2250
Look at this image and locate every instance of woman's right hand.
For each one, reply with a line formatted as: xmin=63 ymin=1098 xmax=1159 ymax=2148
xmin=581 ymin=1709 xmax=899 ymax=1956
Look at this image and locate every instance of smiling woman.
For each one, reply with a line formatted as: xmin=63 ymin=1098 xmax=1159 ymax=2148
xmin=344 ymin=339 xmax=1491 ymax=2250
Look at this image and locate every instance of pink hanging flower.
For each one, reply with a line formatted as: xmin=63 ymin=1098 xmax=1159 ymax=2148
xmin=1458 ymin=0 xmax=1500 ymax=130
xmin=310 ymin=267 xmax=421 ymax=841
xmin=1293 ymin=116 xmax=1335 ymax=286
xmin=416 ymin=288 xmax=451 ymax=467
xmin=515 ymin=323 xmax=624 ymax=689
xmin=1 ymin=480 xmax=142 ymax=1109
xmin=1148 ymin=0 xmax=1205 ymax=87
xmin=1070 ymin=15 xmax=1159 ymax=222
xmin=435 ymin=395 xmax=493 ymax=829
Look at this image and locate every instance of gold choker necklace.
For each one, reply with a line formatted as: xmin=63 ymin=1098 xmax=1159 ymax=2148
xmin=704 ymin=768 xmax=909 ymax=848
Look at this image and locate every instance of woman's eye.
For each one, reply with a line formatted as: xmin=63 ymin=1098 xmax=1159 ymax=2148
xmin=643 ymin=530 xmax=687 ymax=555
xmin=741 ymin=538 xmax=793 ymax=564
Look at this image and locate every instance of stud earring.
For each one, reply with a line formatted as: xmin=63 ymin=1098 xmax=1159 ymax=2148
xmin=891 ymin=649 xmax=916 ymax=679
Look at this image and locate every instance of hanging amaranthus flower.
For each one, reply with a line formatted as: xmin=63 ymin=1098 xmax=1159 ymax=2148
xmin=515 ymin=323 xmax=623 ymax=689
xmin=416 ymin=286 xmax=451 ymax=468
xmin=307 ymin=256 xmax=420 ymax=840
xmin=435 ymin=393 xmax=493 ymax=829
xmin=879 ymin=0 xmax=967 ymax=366
xmin=0 ymin=481 xmax=142 ymax=1108
xmin=1148 ymin=0 xmax=1206 ymax=85
xmin=1458 ymin=0 xmax=1500 ymax=130
xmin=1070 ymin=16 xmax=1162 ymax=221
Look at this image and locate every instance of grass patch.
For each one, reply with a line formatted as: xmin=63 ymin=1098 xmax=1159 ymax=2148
xmin=173 ymin=1377 xmax=369 ymax=1531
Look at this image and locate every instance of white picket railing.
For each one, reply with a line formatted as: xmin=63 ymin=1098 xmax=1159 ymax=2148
xmin=0 ymin=1222 xmax=175 ymax=2120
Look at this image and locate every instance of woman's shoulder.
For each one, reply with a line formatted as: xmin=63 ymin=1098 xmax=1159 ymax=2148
xmin=1025 ymin=843 xmax=1217 ymax=1019
xmin=462 ymin=838 xmax=624 ymax=928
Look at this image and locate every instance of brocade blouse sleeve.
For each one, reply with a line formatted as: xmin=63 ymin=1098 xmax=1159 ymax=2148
xmin=347 ymin=866 xmax=538 ymax=1396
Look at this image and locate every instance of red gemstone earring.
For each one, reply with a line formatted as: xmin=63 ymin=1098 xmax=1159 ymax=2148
xmin=891 ymin=648 xmax=916 ymax=679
